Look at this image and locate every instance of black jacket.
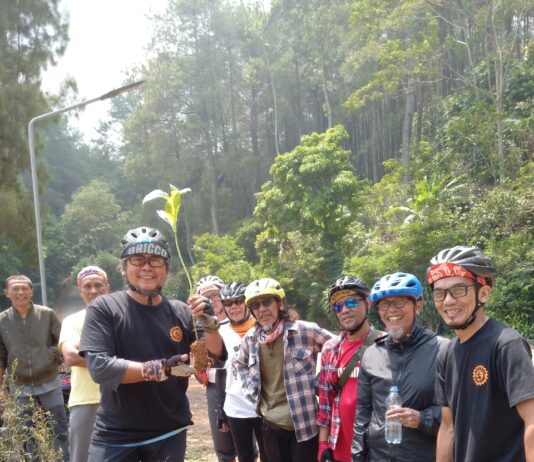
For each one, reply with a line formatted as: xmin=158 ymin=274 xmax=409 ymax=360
xmin=352 ymin=324 xmax=449 ymax=462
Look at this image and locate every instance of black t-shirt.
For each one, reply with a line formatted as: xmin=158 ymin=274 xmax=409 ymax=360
xmin=436 ymin=318 xmax=534 ymax=462
xmin=80 ymin=291 xmax=196 ymax=443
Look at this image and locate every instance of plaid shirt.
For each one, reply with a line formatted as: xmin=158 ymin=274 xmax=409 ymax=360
xmin=317 ymin=328 xmax=383 ymax=449
xmin=236 ymin=320 xmax=334 ymax=442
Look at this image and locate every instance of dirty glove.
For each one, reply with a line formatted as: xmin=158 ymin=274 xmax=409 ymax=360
xmin=142 ymin=355 xmax=195 ymax=381
xmin=318 ymin=441 xmax=334 ymax=462
xmin=198 ymin=313 xmax=220 ymax=333
xmin=216 ymin=405 xmax=228 ymax=430
xmin=165 ymin=355 xmax=195 ymax=377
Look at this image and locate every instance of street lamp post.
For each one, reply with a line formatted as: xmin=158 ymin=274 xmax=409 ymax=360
xmin=28 ymin=80 xmax=144 ymax=305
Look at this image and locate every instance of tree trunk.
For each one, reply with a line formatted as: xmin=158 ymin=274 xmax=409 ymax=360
xmin=401 ymin=75 xmax=416 ymax=182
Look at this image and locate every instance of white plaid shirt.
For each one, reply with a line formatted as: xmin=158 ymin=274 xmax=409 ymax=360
xmin=236 ymin=320 xmax=334 ymax=442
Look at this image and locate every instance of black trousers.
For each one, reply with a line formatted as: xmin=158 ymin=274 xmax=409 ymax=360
xmin=261 ymin=419 xmax=318 ymax=462
xmin=227 ymin=415 xmax=267 ymax=462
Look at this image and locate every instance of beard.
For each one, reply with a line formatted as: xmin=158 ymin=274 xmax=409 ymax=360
xmin=387 ymin=327 xmax=405 ymax=341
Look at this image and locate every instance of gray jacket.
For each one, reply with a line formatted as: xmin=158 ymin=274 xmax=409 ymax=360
xmin=352 ymin=324 xmax=449 ymax=462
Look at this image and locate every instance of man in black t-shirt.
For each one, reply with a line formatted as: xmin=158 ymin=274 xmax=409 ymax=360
xmin=80 ymin=227 xmax=221 ymax=462
xmin=427 ymin=246 xmax=534 ymax=462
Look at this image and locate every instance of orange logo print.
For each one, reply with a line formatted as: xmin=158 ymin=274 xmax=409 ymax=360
xmin=472 ymin=364 xmax=489 ymax=386
xmin=169 ymin=326 xmax=183 ymax=343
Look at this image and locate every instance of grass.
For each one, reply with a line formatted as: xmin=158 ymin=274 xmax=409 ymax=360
xmin=0 ymin=366 xmax=63 ymax=461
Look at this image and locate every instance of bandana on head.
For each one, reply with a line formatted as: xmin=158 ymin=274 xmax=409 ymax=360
xmin=77 ymin=266 xmax=108 ymax=286
xmin=198 ymin=284 xmax=222 ymax=296
xmin=330 ymin=289 xmax=359 ymax=305
xmin=427 ymin=262 xmax=487 ymax=286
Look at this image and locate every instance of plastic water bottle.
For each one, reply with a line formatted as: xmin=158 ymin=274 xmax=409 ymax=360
xmin=385 ymin=385 xmax=402 ymax=444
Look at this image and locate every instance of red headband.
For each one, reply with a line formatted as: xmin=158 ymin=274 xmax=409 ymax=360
xmin=427 ymin=262 xmax=487 ymax=286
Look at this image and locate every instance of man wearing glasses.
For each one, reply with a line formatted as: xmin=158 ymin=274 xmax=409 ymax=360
xmin=429 ymin=246 xmax=534 ymax=462
xmin=80 ymin=227 xmax=197 ymax=462
xmin=317 ymin=275 xmax=383 ymax=462
xmin=352 ymin=272 xmax=448 ymax=462
xmin=236 ymin=278 xmax=334 ymax=462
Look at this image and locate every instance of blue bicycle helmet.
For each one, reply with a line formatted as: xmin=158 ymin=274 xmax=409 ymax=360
xmin=369 ymin=272 xmax=423 ymax=304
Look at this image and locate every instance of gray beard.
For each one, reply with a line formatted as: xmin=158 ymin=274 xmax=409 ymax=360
xmin=387 ymin=327 xmax=405 ymax=341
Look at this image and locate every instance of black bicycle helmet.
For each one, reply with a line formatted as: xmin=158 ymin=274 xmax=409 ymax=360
xmin=221 ymin=282 xmax=249 ymax=325
xmin=428 ymin=245 xmax=496 ymax=330
xmin=328 ymin=275 xmax=370 ymax=303
xmin=120 ymin=227 xmax=171 ymax=261
xmin=428 ymin=245 xmax=496 ymax=286
xmin=220 ymin=282 xmax=246 ymax=301
xmin=328 ymin=275 xmax=370 ymax=335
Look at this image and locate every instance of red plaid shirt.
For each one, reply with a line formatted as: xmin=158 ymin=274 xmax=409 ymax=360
xmin=317 ymin=328 xmax=382 ymax=451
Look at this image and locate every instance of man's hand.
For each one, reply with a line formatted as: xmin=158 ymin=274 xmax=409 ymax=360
xmin=188 ymin=295 xmax=212 ymax=319
xmin=385 ymin=407 xmax=421 ymax=429
xmin=318 ymin=441 xmax=334 ymax=462
xmin=216 ymin=405 xmax=230 ymax=432
xmin=142 ymin=354 xmax=194 ymax=381
xmin=164 ymin=354 xmax=195 ymax=377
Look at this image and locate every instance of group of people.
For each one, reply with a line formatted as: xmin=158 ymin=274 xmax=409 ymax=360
xmin=0 ymin=225 xmax=532 ymax=462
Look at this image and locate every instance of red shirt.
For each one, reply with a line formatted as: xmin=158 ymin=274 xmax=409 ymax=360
xmin=317 ymin=331 xmax=366 ymax=462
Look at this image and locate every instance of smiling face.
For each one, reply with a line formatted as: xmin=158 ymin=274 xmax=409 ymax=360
xmin=432 ymin=276 xmax=491 ymax=331
xmin=4 ymin=279 xmax=33 ymax=312
xmin=78 ymin=274 xmax=110 ymax=306
xmin=124 ymin=253 xmax=168 ymax=297
xmin=223 ymin=297 xmax=247 ymax=323
xmin=377 ymin=296 xmax=421 ymax=340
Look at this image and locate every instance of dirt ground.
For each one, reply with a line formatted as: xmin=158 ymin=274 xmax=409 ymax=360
xmin=186 ymin=378 xmax=219 ymax=462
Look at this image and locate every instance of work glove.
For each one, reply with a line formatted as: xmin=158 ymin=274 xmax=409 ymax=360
xmin=142 ymin=355 xmax=195 ymax=381
xmin=215 ymin=404 xmax=229 ymax=430
xmin=318 ymin=441 xmax=334 ymax=462
xmin=198 ymin=313 xmax=220 ymax=333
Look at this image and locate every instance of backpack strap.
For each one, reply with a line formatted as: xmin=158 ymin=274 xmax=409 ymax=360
xmin=336 ymin=327 xmax=379 ymax=390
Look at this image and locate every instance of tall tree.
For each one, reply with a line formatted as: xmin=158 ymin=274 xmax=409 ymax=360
xmin=0 ymin=0 xmax=68 ymax=265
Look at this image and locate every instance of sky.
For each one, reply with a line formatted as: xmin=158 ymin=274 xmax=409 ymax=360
xmin=41 ymin=0 xmax=168 ymax=142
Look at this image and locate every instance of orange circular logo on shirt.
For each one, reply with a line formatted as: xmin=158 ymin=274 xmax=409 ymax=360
xmin=169 ymin=326 xmax=183 ymax=342
xmin=472 ymin=364 xmax=489 ymax=386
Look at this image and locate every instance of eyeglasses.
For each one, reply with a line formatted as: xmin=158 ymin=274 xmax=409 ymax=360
xmin=433 ymin=284 xmax=475 ymax=302
xmin=248 ymin=298 xmax=276 ymax=311
xmin=222 ymin=297 xmax=245 ymax=308
xmin=331 ymin=297 xmax=364 ymax=314
xmin=127 ymin=255 xmax=167 ymax=268
xmin=376 ymin=297 xmax=411 ymax=312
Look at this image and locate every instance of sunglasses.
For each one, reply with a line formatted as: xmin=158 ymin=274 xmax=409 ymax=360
xmin=331 ymin=297 xmax=364 ymax=314
xmin=247 ymin=297 xmax=276 ymax=311
xmin=222 ymin=297 xmax=245 ymax=308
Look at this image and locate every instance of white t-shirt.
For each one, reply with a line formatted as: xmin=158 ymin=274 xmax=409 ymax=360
xmin=220 ymin=323 xmax=259 ymax=418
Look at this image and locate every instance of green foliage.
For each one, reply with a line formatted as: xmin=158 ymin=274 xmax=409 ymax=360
xmin=256 ymin=125 xmax=363 ymax=244
xmin=63 ymin=180 xmax=131 ymax=258
xmin=191 ymin=233 xmax=257 ymax=285
xmin=143 ymin=185 xmax=194 ymax=294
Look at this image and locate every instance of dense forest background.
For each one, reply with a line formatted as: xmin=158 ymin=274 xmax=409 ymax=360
xmin=1 ymin=0 xmax=533 ymax=337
